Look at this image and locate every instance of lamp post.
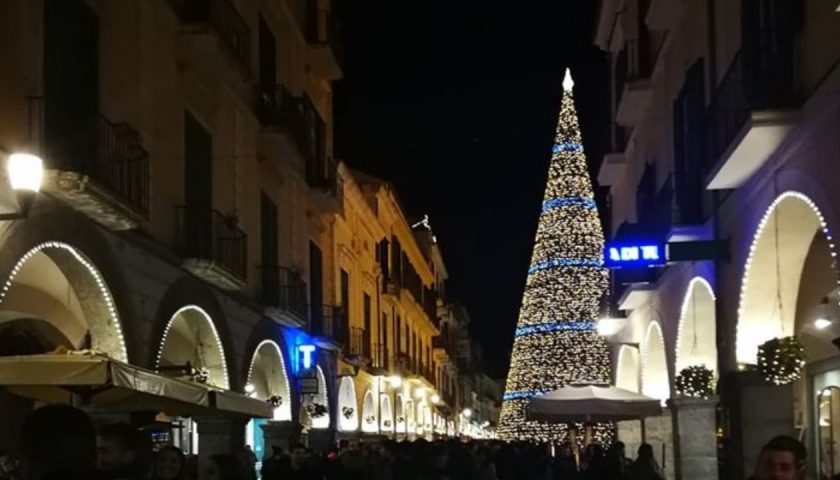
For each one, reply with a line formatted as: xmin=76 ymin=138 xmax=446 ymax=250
xmin=0 ymin=151 xmax=43 ymax=220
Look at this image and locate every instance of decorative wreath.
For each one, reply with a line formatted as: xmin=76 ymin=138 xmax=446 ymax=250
xmin=306 ymin=403 xmax=328 ymax=418
xmin=757 ymin=336 xmax=806 ymax=385
xmin=675 ymin=365 xmax=715 ymax=399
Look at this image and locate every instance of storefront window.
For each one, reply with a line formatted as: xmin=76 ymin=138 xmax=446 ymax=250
xmin=820 ymin=387 xmax=840 ymax=477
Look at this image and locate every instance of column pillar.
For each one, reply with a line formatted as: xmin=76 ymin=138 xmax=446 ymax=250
xmin=616 ymin=419 xmax=643 ymax=462
xmin=260 ymin=421 xmax=300 ymax=453
xmin=644 ymin=411 xmax=675 ymax=480
xmin=669 ymin=396 xmax=719 ymax=480
xmin=196 ymin=418 xmax=247 ymax=460
xmin=307 ymin=428 xmax=335 ymax=453
xmin=721 ymin=371 xmax=794 ymax=480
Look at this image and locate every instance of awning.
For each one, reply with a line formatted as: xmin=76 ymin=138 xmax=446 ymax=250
xmin=0 ymin=353 xmax=270 ymax=418
xmin=210 ymin=390 xmax=274 ymax=419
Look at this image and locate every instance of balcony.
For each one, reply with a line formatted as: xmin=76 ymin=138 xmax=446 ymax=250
xmin=705 ymin=49 xmax=799 ymax=190
xmin=381 ymin=274 xmax=401 ymax=297
xmin=44 ymin=115 xmax=149 ymax=230
xmin=306 ymin=154 xmax=341 ymax=213
xmin=261 ymin=266 xmax=306 ymax=327
xmin=175 ymin=207 xmax=247 ymax=290
xmin=597 ymin=152 xmax=627 ymax=188
xmin=615 ymin=41 xmax=653 ymax=127
xmin=308 ymin=304 xmax=346 ymax=348
xmin=304 ymin=3 xmax=341 ymax=80
xmin=645 ymin=0 xmax=682 ymax=31
xmin=372 ymin=343 xmax=389 ymax=371
xmin=346 ymin=327 xmax=369 ymax=359
xmin=257 ymin=84 xmax=306 ymax=159
xmin=169 ymin=0 xmax=251 ymax=77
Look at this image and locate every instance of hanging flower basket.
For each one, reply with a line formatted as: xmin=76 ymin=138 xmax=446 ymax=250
xmin=306 ymin=403 xmax=328 ymax=418
xmin=675 ymin=365 xmax=715 ymax=399
xmin=757 ymin=336 xmax=806 ymax=385
xmin=342 ymin=406 xmax=355 ymax=419
xmin=364 ymin=415 xmax=376 ymax=425
xmin=267 ymin=395 xmax=283 ymax=408
xmin=383 ymin=420 xmax=393 ymax=428
xmin=191 ymin=367 xmax=210 ymax=384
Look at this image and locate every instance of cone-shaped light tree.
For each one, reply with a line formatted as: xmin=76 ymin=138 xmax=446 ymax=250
xmin=497 ymin=69 xmax=612 ymax=444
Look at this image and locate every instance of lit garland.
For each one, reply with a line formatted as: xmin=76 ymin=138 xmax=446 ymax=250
xmin=675 ymin=365 xmax=715 ymax=399
xmin=757 ymin=336 xmax=806 ymax=385
xmin=515 ymin=321 xmax=595 ymax=337
xmin=498 ymin=70 xmax=612 ymax=445
xmin=542 ymin=196 xmax=597 ymax=212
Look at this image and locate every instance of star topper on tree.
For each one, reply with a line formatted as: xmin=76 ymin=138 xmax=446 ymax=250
xmin=497 ymin=68 xmax=613 ymax=444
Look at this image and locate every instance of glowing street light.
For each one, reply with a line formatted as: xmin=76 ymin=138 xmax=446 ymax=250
xmin=462 ymin=408 xmax=472 ymax=419
xmin=1 ymin=152 xmax=43 ymax=220
xmin=431 ymin=394 xmax=440 ymax=404
xmin=389 ymin=375 xmax=403 ymax=388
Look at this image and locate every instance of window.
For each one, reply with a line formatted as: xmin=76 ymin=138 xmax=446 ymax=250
xmin=672 ymin=59 xmax=707 ymax=224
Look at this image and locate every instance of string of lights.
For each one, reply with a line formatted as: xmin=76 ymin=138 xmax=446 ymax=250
xmin=498 ymin=70 xmax=612 ymax=444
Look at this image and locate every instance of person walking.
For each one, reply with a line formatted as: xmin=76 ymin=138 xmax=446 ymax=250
xmin=151 ymin=446 xmax=187 ymax=480
xmin=18 ymin=405 xmax=99 ymax=480
xmin=628 ymin=444 xmax=663 ymax=480
xmin=750 ymin=435 xmax=806 ymax=480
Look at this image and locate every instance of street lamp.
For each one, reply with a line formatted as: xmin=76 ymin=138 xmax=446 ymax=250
xmin=1 ymin=152 xmax=43 ymax=220
xmin=431 ymin=393 xmax=440 ymax=405
xmin=462 ymin=408 xmax=472 ymax=419
xmin=388 ymin=375 xmax=403 ymax=388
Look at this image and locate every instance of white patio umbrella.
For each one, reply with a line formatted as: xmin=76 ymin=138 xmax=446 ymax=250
xmin=527 ymin=384 xmax=662 ymax=423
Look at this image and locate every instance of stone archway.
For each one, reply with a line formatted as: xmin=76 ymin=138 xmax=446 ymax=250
xmin=395 ymin=393 xmax=406 ymax=433
xmin=642 ymin=322 xmax=669 ymax=402
xmin=156 ymin=306 xmax=229 ymax=389
xmin=738 ymin=192 xmax=839 ymax=364
xmin=380 ymin=395 xmax=393 ymax=433
xmin=676 ymin=277 xmax=717 ymax=375
xmin=337 ymin=377 xmax=358 ymax=432
xmin=303 ymin=366 xmax=330 ymax=430
xmin=0 ymin=242 xmax=127 ymax=360
xmin=361 ymin=389 xmax=377 ymax=433
xmin=246 ymin=340 xmax=292 ymax=421
xmin=616 ymin=344 xmax=641 ymax=393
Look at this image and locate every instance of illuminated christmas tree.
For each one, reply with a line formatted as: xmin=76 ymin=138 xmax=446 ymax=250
xmin=497 ymin=69 xmax=612 ymax=443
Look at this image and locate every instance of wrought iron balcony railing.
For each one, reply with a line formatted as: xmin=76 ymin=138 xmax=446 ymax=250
xmin=175 ymin=207 xmax=247 ymax=280
xmin=260 ymin=265 xmax=306 ymax=319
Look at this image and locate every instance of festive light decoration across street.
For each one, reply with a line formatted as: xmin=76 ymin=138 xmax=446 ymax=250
xmin=497 ymin=69 xmax=613 ymax=443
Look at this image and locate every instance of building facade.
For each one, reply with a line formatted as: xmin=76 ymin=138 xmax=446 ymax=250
xmin=0 ymin=0 xmax=502 ymax=460
xmin=595 ymin=0 xmax=840 ymax=478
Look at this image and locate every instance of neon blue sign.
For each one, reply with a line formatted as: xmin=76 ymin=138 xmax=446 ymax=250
xmin=298 ymin=344 xmax=316 ymax=370
xmin=605 ymin=243 xmax=665 ymax=267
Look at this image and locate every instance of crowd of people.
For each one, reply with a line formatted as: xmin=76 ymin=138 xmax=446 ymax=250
xmin=0 ymin=404 xmax=809 ymax=480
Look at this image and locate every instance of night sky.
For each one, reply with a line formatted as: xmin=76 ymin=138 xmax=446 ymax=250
xmin=333 ymin=1 xmax=610 ymax=378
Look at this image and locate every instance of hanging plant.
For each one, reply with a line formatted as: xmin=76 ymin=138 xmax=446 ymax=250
xmin=383 ymin=420 xmax=393 ymax=428
xmin=758 ymin=336 xmax=806 ymax=385
xmin=396 ymin=416 xmax=405 ymax=424
xmin=267 ymin=395 xmax=283 ymax=408
xmin=675 ymin=365 xmax=715 ymax=399
xmin=191 ymin=367 xmax=210 ymax=384
xmin=306 ymin=403 xmax=328 ymax=418
xmin=364 ymin=415 xmax=376 ymax=425
xmin=342 ymin=406 xmax=355 ymax=419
